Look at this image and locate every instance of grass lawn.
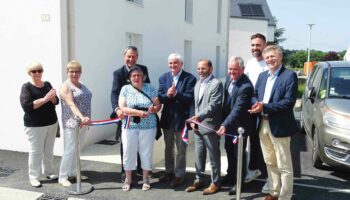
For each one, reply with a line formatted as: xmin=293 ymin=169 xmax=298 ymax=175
xmin=298 ymin=77 xmax=306 ymax=98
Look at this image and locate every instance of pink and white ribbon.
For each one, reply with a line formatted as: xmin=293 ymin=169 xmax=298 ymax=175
xmin=183 ymin=119 xmax=239 ymax=144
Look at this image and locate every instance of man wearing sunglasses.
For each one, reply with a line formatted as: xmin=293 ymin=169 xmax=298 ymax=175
xmin=111 ymin=46 xmax=150 ymax=182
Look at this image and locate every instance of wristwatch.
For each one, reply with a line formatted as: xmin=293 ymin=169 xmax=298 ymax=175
xmin=115 ymin=107 xmax=120 ymax=113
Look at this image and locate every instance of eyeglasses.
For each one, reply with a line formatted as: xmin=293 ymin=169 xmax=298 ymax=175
xmin=30 ymin=69 xmax=43 ymax=73
xmin=68 ymin=70 xmax=81 ymax=74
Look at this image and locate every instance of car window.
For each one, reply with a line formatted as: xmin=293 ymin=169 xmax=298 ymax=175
xmin=307 ymin=66 xmax=320 ymax=88
xmin=318 ymin=70 xmax=328 ymax=99
xmin=329 ymin=67 xmax=350 ymax=98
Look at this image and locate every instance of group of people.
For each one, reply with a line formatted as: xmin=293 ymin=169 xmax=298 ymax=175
xmin=20 ymin=60 xmax=92 ymax=188
xmin=20 ymin=33 xmax=298 ymax=200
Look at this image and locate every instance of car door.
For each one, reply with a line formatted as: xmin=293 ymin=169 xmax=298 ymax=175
xmin=302 ymin=65 xmax=323 ymax=134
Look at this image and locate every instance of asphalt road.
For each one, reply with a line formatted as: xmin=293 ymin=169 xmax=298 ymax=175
xmin=0 ymin=126 xmax=349 ymax=200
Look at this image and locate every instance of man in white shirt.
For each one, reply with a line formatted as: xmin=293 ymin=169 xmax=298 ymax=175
xmin=244 ymin=33 xmax=269 ymax=194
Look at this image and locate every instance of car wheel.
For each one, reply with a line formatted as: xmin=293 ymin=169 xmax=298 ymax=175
xmin=312 ymin=129 xmax=323 ymax=168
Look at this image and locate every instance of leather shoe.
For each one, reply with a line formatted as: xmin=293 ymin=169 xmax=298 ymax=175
xmin=186 ymin=180 xmax=204 ymax=192
xmin=170 ymin=176 xmax=184 ymax=188
xmin=221 ymin=174 xmax=235 ymax=185
xmin=203 ymin=183 xmax=220 ymax=195
xmin=264 ymin=194 xmax=278 ymax=200
xmin=228 ymin=185 xmax=244 ymax=195
xmin=159 ymin=173 xmax=174 ymax=182
xmin=228 ymin=186 xmax=236 ymax=195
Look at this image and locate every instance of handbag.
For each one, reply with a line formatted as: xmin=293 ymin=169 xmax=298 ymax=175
xmin=130 ymin=85 xmax=163 ymax=140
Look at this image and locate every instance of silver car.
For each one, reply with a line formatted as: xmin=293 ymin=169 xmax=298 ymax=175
xmin=301 ymin=61 xmax=350 ymax=170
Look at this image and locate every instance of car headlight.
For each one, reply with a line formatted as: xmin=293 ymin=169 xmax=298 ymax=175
xmin=323 ymin=111 xmax=350 ymax=130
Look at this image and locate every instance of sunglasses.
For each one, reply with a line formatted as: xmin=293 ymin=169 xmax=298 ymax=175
xmin=30 ymin=69 xmax=43 ymax=73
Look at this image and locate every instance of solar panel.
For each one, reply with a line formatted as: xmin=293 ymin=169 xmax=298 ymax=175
xmin=239 ymin=4 xmax=265 ymax=17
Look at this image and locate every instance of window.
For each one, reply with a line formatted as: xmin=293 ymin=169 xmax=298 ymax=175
xmin=217 ymin=0 xmax=222 ymax=33
xmin=215 ymin=46 xmax=221 ymax=76
xmin=238 ymin=4 xmax=265 ymax=17
xmin=126 ymin=32 xmax=143 ymax=63
xmin=185 ymin=0 xmax=193 ymax=23
xmin=184 ymin=40 xmax=192 ymax=70
xmin=318 ymin=70 xmax=328 ymax=99
xmin=126 ymin=0 xmax=143 ymax=6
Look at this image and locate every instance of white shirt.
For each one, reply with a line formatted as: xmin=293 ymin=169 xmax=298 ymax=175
xmin=262 ymin=66 xmax=282 ymax=104
xmin=245 ymin=58 xmax=268 ymax=87
xmin=199 ymin=74 xmax=213 ymax=98
xmin=172 ymin=69 xmax=183 ymax=86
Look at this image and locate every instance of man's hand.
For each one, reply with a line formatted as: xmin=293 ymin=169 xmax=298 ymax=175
xmin=248 ymin=102 xmax=263 ymax=114
xmin=167 ymin=82 xmax=176 ymax=98
xmin=217 ymin=125 xmax=226 ymax=136
xmin=188 ymin=115 xmax=199 ymax=131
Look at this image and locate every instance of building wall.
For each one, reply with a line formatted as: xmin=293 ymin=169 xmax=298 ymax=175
xmin=0 ymin=0 xmax=229 ymax=163
xmin=71 ymin=0 xmax=229 ymax=162
xmin=267 ymin=25 xmax=275 ymax=42
xmin=0 ymin=0 xmax=66 ymax=154
xmin=228 ymin=17 xmax=268 ymax=65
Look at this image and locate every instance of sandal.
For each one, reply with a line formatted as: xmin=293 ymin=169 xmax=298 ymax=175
xmin=142 ymin=179 xmax=151 ymax=191
xmin=122 ymin=179 xmax=132 ymax=192
xmin=122 ymin=183 xmax=131 ymax=191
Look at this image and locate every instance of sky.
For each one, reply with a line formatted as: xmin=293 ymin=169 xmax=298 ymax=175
xmin=266 ymin=0 xmax=350 ymax=52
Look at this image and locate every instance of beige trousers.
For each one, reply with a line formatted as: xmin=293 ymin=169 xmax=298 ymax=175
xmin=259 ymin=119 xmax=293 ymax=200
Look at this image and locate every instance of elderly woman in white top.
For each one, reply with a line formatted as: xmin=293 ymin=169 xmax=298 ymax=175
xmin=118 ymin=67 xmax=161 ymax=191
xmin=58 ymin=60 xmax=92 ymax=187
xmin=20 ymin=62 xmax=59 ymax=187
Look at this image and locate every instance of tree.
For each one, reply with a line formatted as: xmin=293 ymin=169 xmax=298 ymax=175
xmin=322 ymin=51 xmax=340 ymax=61
xmin=271 ymin=17 xmax=286 ymax=45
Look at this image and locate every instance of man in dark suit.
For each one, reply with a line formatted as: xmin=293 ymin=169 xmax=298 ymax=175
xmin=217 ymin=56 xmax=254 ymax=195
xmin=110 ymin=46 xmax=150 ymax=182
xmin=158 ymin=53 xmax=196 ymax=187
xmin=185 ymin=59 xmax=223 ymax=195
xmin=249 ymin=45 xmax=297 ymax=200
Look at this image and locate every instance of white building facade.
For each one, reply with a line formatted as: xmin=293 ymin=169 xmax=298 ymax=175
xmin=228 ymin=0 xmax=275 ymax=63
xmin=0 ymin=0 xmax=230 ymax=158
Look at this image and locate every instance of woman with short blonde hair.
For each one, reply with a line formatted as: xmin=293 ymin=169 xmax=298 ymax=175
xmin=58 ymin=60 xmax=92 ymax=187
xmin=20 ymin=62 xmax=59 ymax=187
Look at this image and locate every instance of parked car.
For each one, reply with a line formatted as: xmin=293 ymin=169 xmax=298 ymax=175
xmin=301 ymin=61 xmax=350 ymax=170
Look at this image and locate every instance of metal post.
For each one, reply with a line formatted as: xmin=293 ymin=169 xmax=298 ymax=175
xmin=236 ymin=127 xmax=245 ymax=200
xmin=307 ymin=24 xmax=315 ymax=76
xmin=66 ymin=128 xmax=93 ymax=195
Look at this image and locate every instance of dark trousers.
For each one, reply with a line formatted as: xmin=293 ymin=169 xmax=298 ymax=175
xmin=224 ymin=135 xmax=247 ymax=185
xmin=248 ymin=117 xmax=267 ymax=178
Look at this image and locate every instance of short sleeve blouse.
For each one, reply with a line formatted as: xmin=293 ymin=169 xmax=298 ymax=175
xmin=119 ymin=83 xmax=157 ymax=129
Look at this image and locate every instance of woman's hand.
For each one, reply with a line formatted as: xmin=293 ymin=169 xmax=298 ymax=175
xmin=80 ymin=116 xmax=91 ymax=125
xmin=44 ymin=89 xmax=57 ymax=103
xmin=139 ymin=111 xmax=148 ymax=118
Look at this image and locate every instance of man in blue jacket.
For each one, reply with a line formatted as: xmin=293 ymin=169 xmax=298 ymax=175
xmin=158 ymin=53 xmax=196 ymax=188
xmin=249 ymin=45 xmax=297 ymax=200
xmin=217 ymin=56 xmax=254 ymax=195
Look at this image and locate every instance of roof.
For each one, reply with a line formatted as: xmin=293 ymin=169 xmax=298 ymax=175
xmin=230 ymin=0 xmax=276 ymax=26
